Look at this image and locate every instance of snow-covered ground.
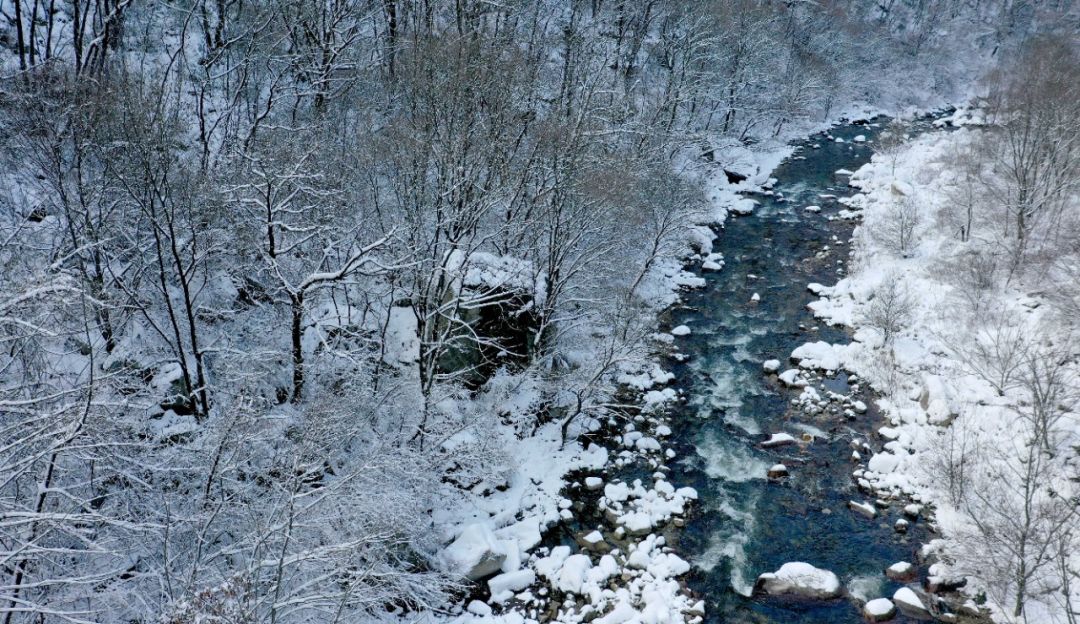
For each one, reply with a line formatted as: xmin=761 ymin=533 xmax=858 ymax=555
xmin=793 ymin=122 xmax=1080 ymax=623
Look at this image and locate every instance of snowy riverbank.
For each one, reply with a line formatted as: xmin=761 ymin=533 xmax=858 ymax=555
xmin=433 ymin=106 xmax=910 ymax=624
xmin=793 ymin=118 xmax=1080 ymax=623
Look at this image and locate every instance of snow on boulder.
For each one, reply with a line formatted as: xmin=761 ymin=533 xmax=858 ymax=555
xmin=893 ymin=587 xmax=930 ymax=618
xmin=768 ymin=464 xmax=789 ymax=478
xmin=886 ymin=561 xmax=916 ymax=582
xmin=761 ymin=432 xmax=797 ymax=448
xmin=494 ymin=517 xmax=542 ymax=554
xmin=703 ymin=253 xmax=725 ymax=271
xmin=554 ymin=554 xmax=592 ymax=594
xmin=849 ymin=500 xmax=877 ymax=519
xmin=439 ymin=523 xmax=507 ymax=581
xmin=604 ymin=482 xmax=630 ymax=503
xmin=890 ymin=181 xmax=914 ymax=197
xmin=671 ymin=325 xmax=691 ymax=337
xmin=804 ymin=205 xmax=821 ymax=213
xmin=763 ymin=359 xmax=781 ymax=373
xmin=585 ymin=476 xmax=604 ymax=490
xmin=863 ymin=598 xmax=896 ymax=622
xmin=853 ymin=135 xmax=867 ymax=143
xmin=778 ymin=369 xmax=808 ymax=388
xmin=867 ymin=452 xmax=900 ymax=474
xmin=488 ymin=569 xmax=536 ymax=603
xmin=791 ymin=341 xmax=844 ymax=371
xmin=755 ymin=562 xmax=842 ymax=600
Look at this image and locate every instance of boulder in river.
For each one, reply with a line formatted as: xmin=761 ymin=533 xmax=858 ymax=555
xmin=863 ymin=598 xmax=897 ymax=622
xmin=761 ymin=432 xmax=797 ymax=448
xmin=755 ymin=562 xmax=842 ymax=600
xmin=849 ymin=500 xmax=877 ymax=519
xmin=768 ymin=464 xmax=789 ymax=479
xmin=893 ymin=587 xmax=931 ymax=618
xmin=885 ymin=561 xmax=916 ymax=582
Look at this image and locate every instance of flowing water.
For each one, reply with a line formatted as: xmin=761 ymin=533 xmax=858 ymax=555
xmin=665 ymin=116 xmax=944 ymax=623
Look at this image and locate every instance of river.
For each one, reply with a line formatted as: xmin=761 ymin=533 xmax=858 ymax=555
xmin=664 ymin=115 xmax=944 ymax=624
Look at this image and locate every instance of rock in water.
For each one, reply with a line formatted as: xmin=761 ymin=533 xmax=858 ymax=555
xmin=893 ymin=587 xmax=931 ymax=618
xmin=863 ymin=598 xmax=897 ymax=622
xmin=885 ymin=561 xmax=916 ymax=582
xmin=756 ymin=562 xmax=842 ymax=600
xmin=761 ymin=432 xmax=797 ymax=448
xmin=849 ymin=500 xmax=877 ymax=519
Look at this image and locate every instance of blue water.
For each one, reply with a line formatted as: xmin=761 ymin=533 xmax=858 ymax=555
xmin=666 ymin=118 xmax=943 ymax=623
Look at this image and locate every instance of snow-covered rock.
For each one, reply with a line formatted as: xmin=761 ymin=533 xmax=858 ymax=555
xmin=755 ymin=562 xmax=842 ymax=600
xmin=778 ymin=369 xmax=808 ymax=388
xmin=791 ymin=341 xmax=844 ymax=371
xmin=488 ymin=569 xmax=536 ymax=603
xmin=892 ymin=587 xmax=930 ymax=618
xmin=763 ymin=359 xmax=781 ymax=373
xmin=886 ymin=561 xmax=915 ymax=582
xmin=440 ymin=523 xmax=507 ymax=581
xmin=761 ymin=432 xmax=797 ymax=448
xmin=863 ymin=598 xmax=896 ymax=621
xmin=849 ymin=500 xmax=877 ymax=519
xmin=671 ymin=324 xmax=691 ymax=337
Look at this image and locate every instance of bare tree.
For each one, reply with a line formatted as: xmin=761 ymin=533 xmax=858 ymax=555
xmin=863 ymin=275 xmax=915 ymax=347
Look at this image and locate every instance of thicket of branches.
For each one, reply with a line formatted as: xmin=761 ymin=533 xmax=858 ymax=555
xmin=0 ymin=0 xmax=1068 ymax=621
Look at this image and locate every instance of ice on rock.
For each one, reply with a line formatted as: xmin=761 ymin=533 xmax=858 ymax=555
xmin=751 ymin=292 xmax=761 ymax=302
xmin=755 ymin=562 xmax=842 ymax=599
xmin=671 ymin=325 xmax=691 ymax=337
xmin=854 ymin=134 xmax=867 ymax=143
xmin=804 ymin=205 xmax=821 ymax=213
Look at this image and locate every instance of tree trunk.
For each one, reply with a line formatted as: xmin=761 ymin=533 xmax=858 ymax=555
xmin=290 ymin=292 xmax=305 ymax=402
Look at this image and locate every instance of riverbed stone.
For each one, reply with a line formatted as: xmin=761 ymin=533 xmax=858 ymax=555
xmin=893 ymin=587 xmax=931 ymax=618
xmin=885 ymin=561 xmax=916 ymax=582
xmin=863 ymin=598 xmax=897 ymax=622
xmin=755 ymin=562 xmax=842 ymax=600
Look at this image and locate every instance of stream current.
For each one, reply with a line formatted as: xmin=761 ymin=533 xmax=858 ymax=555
xmin=665 ymin=116 xmax=943 ymax=624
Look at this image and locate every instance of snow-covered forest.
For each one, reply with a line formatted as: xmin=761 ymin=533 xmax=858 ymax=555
xmin=0 ymin=1 xmax=1078 ymax=623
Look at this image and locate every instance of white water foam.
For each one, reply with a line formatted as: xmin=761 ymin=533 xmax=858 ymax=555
xmin=693 ymin=494 xmax=760 ymax=597
xmin=694 ymin=433 xmax=769 ymax=483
